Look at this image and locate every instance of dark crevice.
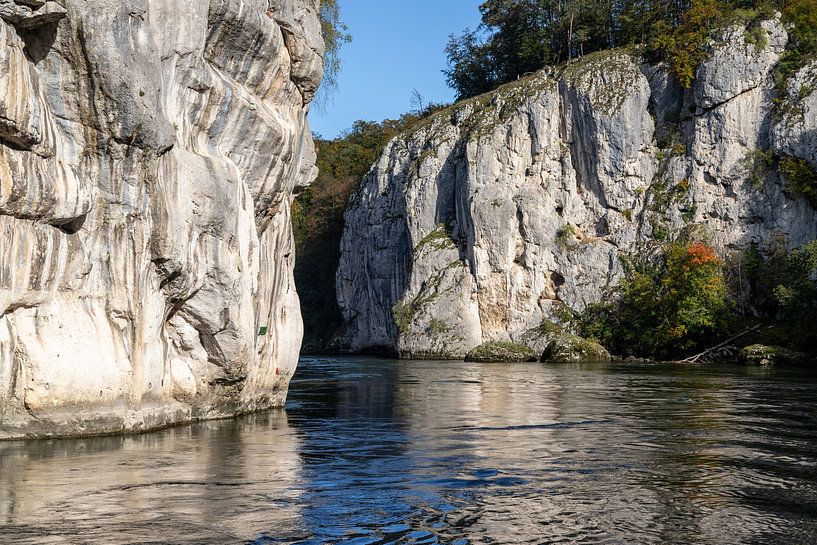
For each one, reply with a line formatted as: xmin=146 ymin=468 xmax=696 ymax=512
xmin=693 ymin=83 xmax=763 ymax=117
xmin=17 ymin=20 xmax=60 ymax=64
xmin=54 ymin=213 xmax=87 ymax=235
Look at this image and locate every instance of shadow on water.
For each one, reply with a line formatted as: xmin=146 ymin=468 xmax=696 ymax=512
xmin=2 ymin=357 xmax=817 ymax=544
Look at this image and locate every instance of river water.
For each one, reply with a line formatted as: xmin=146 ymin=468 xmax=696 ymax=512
xmin=2 ymin=357 xmax=817 ymax=544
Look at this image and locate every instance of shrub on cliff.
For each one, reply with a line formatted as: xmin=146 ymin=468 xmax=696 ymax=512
xmin=774 ymin=0 xmax=817 ymax=94
xmin=779 ymin=156 xmax=817 ymax=208
xmin=648 ymin=0 xmax=729 ymax=88
xmin=577 ymin=240 xmax=729 ymax=359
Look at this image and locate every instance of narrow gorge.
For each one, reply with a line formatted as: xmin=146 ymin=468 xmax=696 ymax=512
xmin=0 ymin=0 xmax=323 ymax=439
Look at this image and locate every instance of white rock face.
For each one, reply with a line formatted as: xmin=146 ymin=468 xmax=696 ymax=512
xmin=336 ymin=18 xmax=817 ymax=358
xmin=0 ymin=0 xmax=323 ymax=438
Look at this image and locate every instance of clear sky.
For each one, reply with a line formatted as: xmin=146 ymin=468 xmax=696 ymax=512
xmin=308 ymin=0 xmax=483 ymax=139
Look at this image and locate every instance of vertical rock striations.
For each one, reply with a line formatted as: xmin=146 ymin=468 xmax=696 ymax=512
xmin=336 ymin=18 xmax=817 ymax=359
xmin=0 ymin=0 xmax=323 ymax=438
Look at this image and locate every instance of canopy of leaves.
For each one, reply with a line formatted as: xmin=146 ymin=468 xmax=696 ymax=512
xmin=444 ymin=0 xmax=817 ymax=99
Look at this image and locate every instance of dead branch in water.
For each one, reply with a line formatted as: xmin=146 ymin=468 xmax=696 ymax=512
xmin=682 ymin=324 xmax=764 ymax=363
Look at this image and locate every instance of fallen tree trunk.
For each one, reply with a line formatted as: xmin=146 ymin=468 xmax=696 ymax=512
xmin=682 ymin=324 xmax=764 ymax=363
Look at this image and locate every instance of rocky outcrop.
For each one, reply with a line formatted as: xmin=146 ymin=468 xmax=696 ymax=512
xmin=0 ymin=0 xmax=323 ymax=439
xmin=336 ymin=17 xmax=817 ymax=359
xmin=740 ymin=344 xmax=811 ymax=366
xmin=541 ymin=335 xmax=611 ymax=363
xmin=464 ymin=341 xmax=537 ymax=363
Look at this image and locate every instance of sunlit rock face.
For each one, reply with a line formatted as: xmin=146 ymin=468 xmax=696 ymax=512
xmin=336 ymin=17 xmax=817 ymax=359
xmin=0 ymin=0 xmax=323 ymax=438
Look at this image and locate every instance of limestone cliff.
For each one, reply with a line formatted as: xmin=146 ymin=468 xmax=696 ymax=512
xmin=336 ymin=18 xmax=817 ymax=358
xmin=0 ymin=0 xmax=323 ymax=438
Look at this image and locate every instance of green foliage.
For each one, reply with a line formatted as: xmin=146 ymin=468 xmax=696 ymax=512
xmin=316 ymin=0 xmax=352 ymax=108
xmin=537 ymin=318 xmax=564 ymax=335
xmin=576 ymin=239 xmax=729 ymax=358
xmin=444 ymin=28 xmax=499 ymax=100
xmin=416 ymin=224 xmax=458 ymax=253
xmin=744 ymin=23 xmax=768 ymax=50
xmin=779 ymin=155 xmax=817 ymax=207
xmin=724 ymin=236 xmax=785 ymax=319
xmin=773 ymin=241 xmax=817 ymax=325
xmin=556 ymin=223 xmax=579 ymax=249
xmin=393 ymin=302 xmax=414 ymax=335
xmin=573 ymin=302 xmax=614 ymax=346
xmin=724 ymin=237 xmax=817 ymax=350
xmin=446 ymin=0 xmax=627 ymax=99
xmin=445 ymin=0 xmax=811 ymax=99
xmin=681 ymin=203 xmax=698 ymax=223
xmin=744 ymin=148 xmax=773 ymax=188
xmin=773 ymin=0 xmax=817 ymax=98
xmin=648 ymin=0 xmax=729 ymax=88
xmin=428 ymin=318 xmax=451 ymax=336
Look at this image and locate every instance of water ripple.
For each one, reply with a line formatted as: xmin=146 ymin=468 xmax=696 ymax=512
xmin=2 ymin=357 xmax=817 ymax=544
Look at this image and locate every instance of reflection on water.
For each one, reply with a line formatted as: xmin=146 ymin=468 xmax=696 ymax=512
xmin=2 ymin=357 xmax=817 ymax=544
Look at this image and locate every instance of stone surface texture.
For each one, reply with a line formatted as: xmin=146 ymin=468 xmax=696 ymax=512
xmin=0 ymin=0 xmax=323 ymax=438
xmin=336 ymin=18 xmax=817 ymax=359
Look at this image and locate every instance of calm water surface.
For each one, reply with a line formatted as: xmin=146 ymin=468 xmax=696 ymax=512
xmin=2 ymin=357 xmax=817 ymax=544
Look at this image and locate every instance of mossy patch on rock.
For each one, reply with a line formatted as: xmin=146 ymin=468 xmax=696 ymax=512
xmin=740 ymin=344 xmax=811 ymax=366
xmin=415 ymin=224 xmax=457 ymax=253
xmin=465 ymin=341 xmax=537 ymax=363
xmin=561 ymin=49 xmax=642 ymax=116
xmin=542 ymin=334 xmax=611 ymax=363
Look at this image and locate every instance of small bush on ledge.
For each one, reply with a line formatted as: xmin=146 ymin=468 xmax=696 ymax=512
xmin=779 ymin=155 xmax=817 ymax=208
xmin=465 ymin=342 xmax=537 ymax=363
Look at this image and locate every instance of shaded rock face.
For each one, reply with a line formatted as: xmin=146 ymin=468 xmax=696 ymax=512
xmin=0 ymin=0 xmax=323 ymax=438
xmin=337 ymin=18 xmax=817 ymax=359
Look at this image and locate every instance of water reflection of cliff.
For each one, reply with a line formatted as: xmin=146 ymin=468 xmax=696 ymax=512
xmin=2 ymin=359 xmax=816 ymax=545
xmin=0 ymin=412 xmax=303 ymax=545
xmin=391 ymin=360 xmax=574 ymax=542
xmin=388 ymin=361 xmax=817 ymax=544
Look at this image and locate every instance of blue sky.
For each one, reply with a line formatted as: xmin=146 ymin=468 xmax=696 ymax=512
xmin=308 ymin=0 xmax=483 ymax=139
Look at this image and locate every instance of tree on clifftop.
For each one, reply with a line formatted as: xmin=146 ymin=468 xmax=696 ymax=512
xmin=444 ymin=0 xmax=817 ymax=100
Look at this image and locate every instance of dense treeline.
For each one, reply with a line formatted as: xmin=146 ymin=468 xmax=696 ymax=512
xmin=445 ymin=0 xmax=817 ymax=99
